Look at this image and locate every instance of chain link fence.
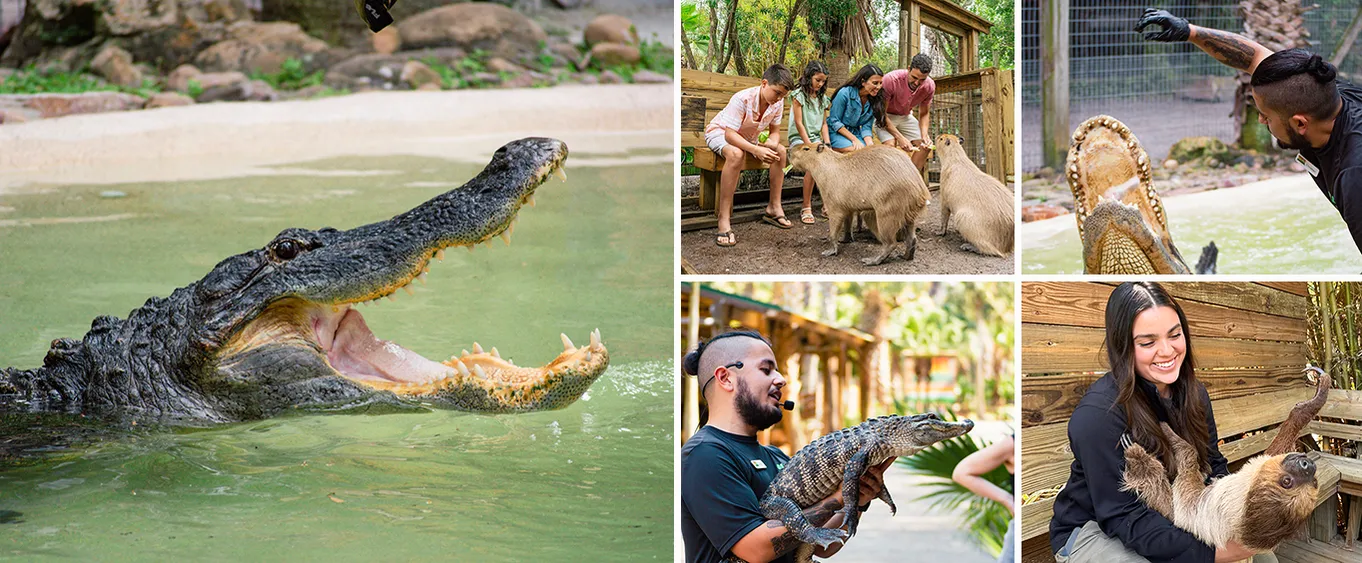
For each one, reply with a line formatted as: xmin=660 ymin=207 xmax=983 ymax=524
xmin=1022 ymin=0 xmax=1362 ymax=172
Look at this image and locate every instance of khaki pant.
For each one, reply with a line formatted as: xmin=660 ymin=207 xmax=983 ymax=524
xmin=1054 ymin=521 xmax=1277 ymax=563
xmin=874 ymin=112 xmax=921 ymax=143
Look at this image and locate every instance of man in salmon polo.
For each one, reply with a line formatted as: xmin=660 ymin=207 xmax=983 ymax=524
xmin=876 ymin=53 xmax=937 ymax=175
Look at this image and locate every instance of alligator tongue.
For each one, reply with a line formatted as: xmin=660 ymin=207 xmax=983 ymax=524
xmin=326 ymin=308 xmax=454 ymax=384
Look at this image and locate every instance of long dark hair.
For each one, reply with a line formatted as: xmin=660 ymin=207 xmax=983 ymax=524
xmin=1104 ymin=282 xmax=1210 ymax=478
xmin=835 ymin=64 xmax=887 ymax=128
xmin=798 ymin=61 xmax=830 ymax=99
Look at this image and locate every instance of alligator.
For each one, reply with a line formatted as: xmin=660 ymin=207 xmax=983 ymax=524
xmin=0 ymin=137 xmax=610 ymax=427
xmin=760 ymin=413 xmax=975 ymax=563
xmin=1066 ymin=115 xmax=1218 ymax=274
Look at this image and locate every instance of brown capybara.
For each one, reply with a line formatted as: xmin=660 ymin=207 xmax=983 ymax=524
xmin=934 ymin=134 xmax=1014 ymax=256
xmin=788 ymin=144 xmax=930 ymax=266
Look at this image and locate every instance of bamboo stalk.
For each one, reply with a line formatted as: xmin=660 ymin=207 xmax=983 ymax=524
xmin=1322 ymin=282 xmax=1337 ymax=377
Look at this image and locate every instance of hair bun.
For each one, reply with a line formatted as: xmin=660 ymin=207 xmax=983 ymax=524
xmin=1307 ymin=53 xmax=1338 ymax=82
xmin=682 ymin=349 xmax=702 ymax=376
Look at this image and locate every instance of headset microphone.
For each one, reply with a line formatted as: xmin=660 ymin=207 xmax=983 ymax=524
xmin=782 ymin=400 xmax=795 ymax=411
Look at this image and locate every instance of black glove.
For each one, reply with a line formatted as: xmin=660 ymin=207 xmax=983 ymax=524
xmin=1134 ymin=8 xmax=1190 ymax=42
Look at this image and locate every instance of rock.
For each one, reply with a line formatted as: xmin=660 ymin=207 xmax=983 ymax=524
xmin=144 ymin=92 xmax=195 ymax=108
xmin=22 ymin=92 xmax=147 ymax=118
xmin=166 ymin=64 xmax=204 ymax=92
xmin=0 ymin=110 xmax=30 ymax=124
xmin=195 ymin=22 xmax=329 ymax=74
xmin=632 ymin=69 xmax=669 ymax=84
xmin=290 ymin=84 xmax=329 ymax=99
xmin=572 ymin=73 xmax=599 ymax=85
xmin=2 ymin=0 xmax=235 ymax=72
xmin=416 ymin=82 xmax=442 ymax=92
xmin=1168 ymin=136 xmax=1235 ymax=166
xmin=324 ymin=47 xmax=466 ymax=88
xmin=372 ymin=26 xmax=401 ymax=55
xmin=486 ymin=57 xmax=523 ymax=74
xmin=192 ymin=71 xmax=249 ymax=91
xmin=196 ymin=78 xmax=275 ymax=102
xmin=90 ymin=45 xmax=144 ymax=88
xmin=468 ymin=72 xmax=501 ymax=86
xmin=501 ymin=73 xmax=536 ymax=89
xmin=1163 ymin=159 xmax=1178 ymax=169
xmin=1021 ymin=204 xmax=1070 ymax=222
xmin=400 ymin=60 xmax=442 ymax=89
xmin=589 ymin=42 xmax=640 ymax=66
xmin=584 ymin=14 xmax=638 ymax=46
xmin=396 ymin=3 xmax=548 ymax=60
xmin=550 ymin=42 xmax=582 ymax=68
xmin=599 ymin=70 xmax=623 ymax=84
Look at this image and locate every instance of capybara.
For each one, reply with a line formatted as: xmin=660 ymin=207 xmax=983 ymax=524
xmin=788 ymin=144 xmax=930 ymax=266
xmin=934 ymin=134 xmax=1014 ymax=256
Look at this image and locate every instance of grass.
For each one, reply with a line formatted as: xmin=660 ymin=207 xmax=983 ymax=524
xmin=0 ymin=64 xmax=161 ymax=98
xmin=248 ymin=57 xmax=324 ymax=91
xmin=591 ymin=37 xmax=673 ymax=83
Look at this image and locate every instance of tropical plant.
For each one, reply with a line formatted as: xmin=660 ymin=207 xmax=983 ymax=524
xmin=894 ymin=408 xmax=1013 ymax=557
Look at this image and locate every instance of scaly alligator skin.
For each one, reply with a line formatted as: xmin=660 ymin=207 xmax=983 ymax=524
xmin=1066 ymin=115 xmax=1217 ymax=274
xmin=760 ymin=413 xmax=974 ymax=563
xmin=0 ymin=138 xmax=609 ymax=425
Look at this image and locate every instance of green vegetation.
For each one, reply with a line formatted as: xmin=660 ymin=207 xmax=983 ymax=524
xmin=895 ymin=410 xmax=1013 ymax=558
xmin=592 ymin=37 xmax=674 ymax=81
xmin=249 ymin=57 xmax=324 ymax=91
xmin=0 ymin=64 xmax=162 ymax=97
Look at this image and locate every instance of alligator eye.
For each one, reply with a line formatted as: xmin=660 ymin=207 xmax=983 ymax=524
xmin=269 ymin=239 xmax=303 ymax=261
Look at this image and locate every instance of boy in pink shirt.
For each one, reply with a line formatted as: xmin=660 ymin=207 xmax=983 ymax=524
xmin=704 ymin=64 xmax=795 ymax=247
xmin=877 ymin=54 xmax=937 ymax=174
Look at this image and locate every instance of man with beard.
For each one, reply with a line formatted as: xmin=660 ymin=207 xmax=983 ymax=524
xmin=877 ymin=53 xmax=937 ymax=175
xmin=681 ymin=331 xmax=892 ymax=563
xmin=1137 ymin=8 xmax=1362 ymax=254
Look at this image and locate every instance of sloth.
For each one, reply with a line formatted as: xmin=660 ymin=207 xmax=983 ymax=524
xmin=1120 ymin=367 xmax=1331 ymax=558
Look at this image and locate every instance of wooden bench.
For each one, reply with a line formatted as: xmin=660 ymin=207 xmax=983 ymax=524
xmin=680 ymin=69 xmax=790 ymax=216
xmin=1019 ymin=282 xmax=1360 ymax=562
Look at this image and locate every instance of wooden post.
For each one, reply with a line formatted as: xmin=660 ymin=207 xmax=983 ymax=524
xmin=962 ymin=30 xmax=979 ymax=72
xmin=899 ymin=5 xmax=911 ymax=70
xmin=981 ymin=68 xmax=1006 ymax=185
xmin=859 ymin=343 xmax=873 ymax=422
xmin=1348 ymin=495 xmax=1361 ymax=548
xmin=683 ymin=282 xmax=702 ymax=442
xmin=1001 ymin=69 xmax=1015 ymax=180
xmin=908 ymin=2 xmax=921 ymax=63
xmin=1041 ymin=0 xmax=1070 ymax=170
xmin=836 ymin=341 xmax=850 ymax=427
xmin=774 ymin=324 xmax=806 ymax=452
xmin=821 ymin=348 xmax=836 ymax=435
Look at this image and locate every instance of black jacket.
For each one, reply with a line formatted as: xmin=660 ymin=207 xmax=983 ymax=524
xmin=1048 ymin=372 xmax=1228 ymax=563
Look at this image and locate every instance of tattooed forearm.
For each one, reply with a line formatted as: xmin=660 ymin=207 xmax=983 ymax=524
xmin=767 ymin=521 xmax=801 ymax=556
xmin=1193 ymin=27 xmax=1258 ymax=72
xmin=803 ymin=497 xmax=842 ymax=526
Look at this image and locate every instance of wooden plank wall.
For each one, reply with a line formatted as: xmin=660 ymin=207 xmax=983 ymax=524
xmin=1019 ymin=282 xmax=1313 ymax=561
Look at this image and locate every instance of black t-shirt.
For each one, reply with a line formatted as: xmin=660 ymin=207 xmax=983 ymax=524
xmin=681 ymin=425 xmax=794 ymax=563
xmin=1048 ymin=373 xmax=1228 ymax=563
xmin=1300 ymin=80 xmax=1362 ymax=253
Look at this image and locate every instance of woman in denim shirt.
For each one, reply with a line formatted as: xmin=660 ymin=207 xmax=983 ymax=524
xmin=827 ymin=64 xmax=886 ymax=152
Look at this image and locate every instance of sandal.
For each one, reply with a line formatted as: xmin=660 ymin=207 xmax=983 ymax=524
xmin=762 ymin=213 xmax=794 ymax=229
xmin=716 ymin=231 xmax=737 ymax=247
xmin=800 ymin=207 xmax=816 ymax=224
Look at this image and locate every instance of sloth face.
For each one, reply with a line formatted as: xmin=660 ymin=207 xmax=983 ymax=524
xmin=1239 ymin=453 xmax=1319 ymax=551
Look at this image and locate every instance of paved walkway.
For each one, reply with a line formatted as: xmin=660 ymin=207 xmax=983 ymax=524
xmin=830 ymin=465 xmax=999 ymax=563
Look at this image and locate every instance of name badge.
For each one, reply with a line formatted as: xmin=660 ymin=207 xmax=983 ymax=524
xmin=1297 ymin=153 xmax=1320 ymax=177
xmin=750 ymin=460 xmax=767 ymax=470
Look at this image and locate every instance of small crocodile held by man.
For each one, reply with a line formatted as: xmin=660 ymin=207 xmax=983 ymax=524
xmin=0 ymin=137 xmax=609 ymax=428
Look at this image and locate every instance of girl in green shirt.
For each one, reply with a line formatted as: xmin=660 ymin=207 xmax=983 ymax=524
xmin=788 ymin=61 xmax=831 ymax=224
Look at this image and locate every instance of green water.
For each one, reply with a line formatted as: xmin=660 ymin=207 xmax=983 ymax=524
xmin=0 ymin=155 xmax=674 ymax=561
xmin=1022 ymin=174 xmax=1362 ymax=274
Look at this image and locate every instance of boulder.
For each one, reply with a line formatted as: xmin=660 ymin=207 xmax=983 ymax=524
xmin=500 ymin=72 xmax=536 ymax=89
xmin=90 ymin=44 xmax=144 ymax=88
xmin=1 ymin=0 xmax=238 ymax=72
xmin=396 ymin=3 xmax=547 ymax=60
xmin=165 ymin=64 xmax=204 ymax=92
xmin=486 ymin=57 xmax=522 ymax=75
xmin=1021 ymin=204 xmax=1070 ymax=222
xmin=400 ymin=60 xmax=442 ymax=89
xmin=598 ymin=69 xmax=622 ymax=84
xmin=324 ymin=47 xmax=466 ymax=89
xmin=416 ymin=82 xmax=442 ymax=92
xmin=195 ymin=21 xmax=329 ymax=74
xmin=372 ymin=26 xmax=400 ymax=55
xmin=632 ymin=69 xmax=669 ymax=84
xmin=1168 ymin=136 xmax=1237 ymax=167
xmin=143 ymin=92 xmax=195 ymax=108
xmin=588 ymin=42 xmax=639 ymax=67
xmin=22 ymin=92 xmax=147 ymax=118
xmin=583 ymin=14 xmax=637 ymax=46
xmin=196 ymin=78 xmax=275 ymax=102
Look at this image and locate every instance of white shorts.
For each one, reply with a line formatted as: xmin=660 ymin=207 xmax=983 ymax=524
xmin=875 ymin=112 xmax=921 ymax=143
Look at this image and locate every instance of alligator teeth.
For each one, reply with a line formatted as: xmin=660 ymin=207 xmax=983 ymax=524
xmin=527 ymin=194 xmax=536 ymax=207
xmin=554 ymin=166 xmax=567 ymax=182
xmin=561 ymin=333 xmax=575 ymax=352
xmin=508 ymin=222 xmax=515 ymax=236
xmin=473 ymin=342 xmax=484 ymax=354
xmin=457 ymin=361 xmax=470 ymax=377
xmin=501 ymin=232 xmax=511 ymax=246
xmin=404 ymin=285 xmax=415 ymax=296
xmin=473 ymin=364 xmax=487 ymax=378
xmin=462 ymin=349 xmax=470 ymax=357
xmin=584 ymin=350 xmax=593 ymax=363
xmin=491 ymin=346 xmax=500 ymax=359
xmin=590 ymin=328 xmax=601 ymax=349
xmin=417 ymin=272 xmax=426 ymax=284
xmin=386 ymin=294 xmax=396 ymax=302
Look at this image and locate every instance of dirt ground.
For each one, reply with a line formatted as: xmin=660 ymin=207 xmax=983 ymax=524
xmin=681 ymin=202 xmax=1014 ymax=275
